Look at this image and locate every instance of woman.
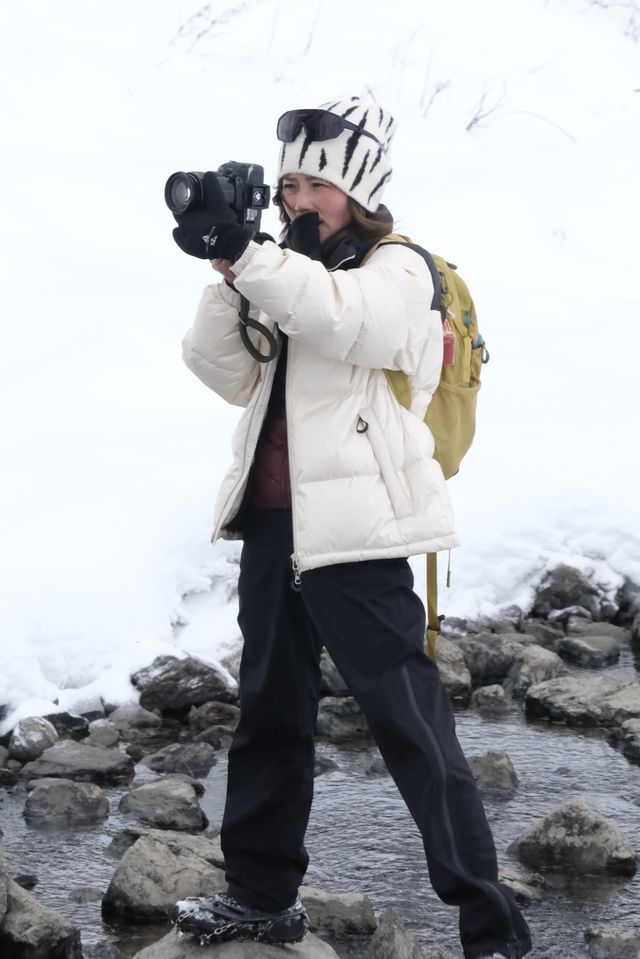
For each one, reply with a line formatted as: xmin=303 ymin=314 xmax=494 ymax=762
xmin=171 ymin=97 xmax=532 ymax=959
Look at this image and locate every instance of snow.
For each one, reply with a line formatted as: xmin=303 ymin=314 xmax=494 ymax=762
xmin=0 ymin=0 xmax=638 ymax=734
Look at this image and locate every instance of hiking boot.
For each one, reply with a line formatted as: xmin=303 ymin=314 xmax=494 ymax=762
xmin=173 ymin=892 xmax=308 ymax=945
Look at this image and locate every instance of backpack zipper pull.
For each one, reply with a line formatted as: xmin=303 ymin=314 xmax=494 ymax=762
xmin=291 ymin=554 xmax=302 ymax=591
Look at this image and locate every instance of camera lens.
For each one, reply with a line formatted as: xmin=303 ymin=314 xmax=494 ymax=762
xmin=164 ymin=172 xmax=203 ymax=215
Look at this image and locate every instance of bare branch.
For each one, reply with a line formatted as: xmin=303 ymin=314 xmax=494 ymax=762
xmin=465 ymin=85 xmax=507 ymax=132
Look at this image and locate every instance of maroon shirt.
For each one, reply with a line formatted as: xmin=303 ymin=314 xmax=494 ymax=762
xmin=244 ymin=336 xmax=291 ymax=510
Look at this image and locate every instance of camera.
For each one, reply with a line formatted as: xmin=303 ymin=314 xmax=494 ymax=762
xmin=164 ymin=162 xmax=270 ymax=231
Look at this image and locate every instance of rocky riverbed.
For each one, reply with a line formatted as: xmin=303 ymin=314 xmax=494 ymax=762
xmin=2 ymin=564 xmax=640 ymax=958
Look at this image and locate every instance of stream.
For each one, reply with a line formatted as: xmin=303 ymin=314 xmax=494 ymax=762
xmin=2 ymin=687 xmax=640 ymax=958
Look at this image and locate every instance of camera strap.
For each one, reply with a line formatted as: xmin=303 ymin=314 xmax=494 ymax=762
xmin=238 ymin=295 xmax=280 ymax=363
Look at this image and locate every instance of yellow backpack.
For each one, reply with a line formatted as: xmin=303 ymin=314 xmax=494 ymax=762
xmin=362 ymin=233 xmax=489 ymax=658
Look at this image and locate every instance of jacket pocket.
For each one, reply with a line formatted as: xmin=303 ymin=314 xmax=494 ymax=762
xmin=358 ymin=406 xmax=413 ymax=519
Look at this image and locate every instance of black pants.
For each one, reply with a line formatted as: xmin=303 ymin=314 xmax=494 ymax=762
xmin=220 ymin=510 xmax=531 ymax=959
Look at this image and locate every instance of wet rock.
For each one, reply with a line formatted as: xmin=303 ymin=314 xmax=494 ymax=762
xmin=485 ymin=605 xmax=524 ymax=632
xmin=220 ymin=647 xmax=242 ymax=684
xmin=320 ymin=650 xmax=349 ymax=698
xmin=435 ymin=637 xmax=471 ymax=705
xmin=531 ymin=566 xmax=601 ymax=619
xmin=126 ymin=743 xmax=145 ymax=762
xmin=525 ymin=675 xmax=640 ymax=727
xmin=24 ymin=778 xmax=109 ymax=825
xmin=102 ymin=832 xmax=226 ymax=919
xmin=314 ymin=754 xmax=339 ymax=776
xmin=300 ymin=885 xmax=376 ymax=936
xmin=316 ymin=697 xmax=371 ymax=742
xmin=131 ymin=655 xmax=237 ymax=714
xmin=498 ymin=864 xmax=548 ymax=905
xmin=0 ymin=879 xmax=82 ymax=958
xmin=585 ymin=924 xmax=640 ymax=958
xmin=363 ymin=754 xmax=388 ymax=778
xmin=369 ymin=908 xmax=429 ymax=958
xmin=467 ymin=750 xmax=518 ymax=798
xmin=8 ymin=716 xmax=59 ymax=762
xmin=13 ymin=874 xmax=38 ymax=890
xmin=188 ymin=701 xmax=240 ymax=732
xmin=633 ymin=611 xmax=640 ymax=644
xmin=43 ymin=712 xmax=91 ymax=741
xmin=455 ymin=632 xmax=524 ymax=686
xmin=109 ymin=827 xmax=224 ymax=867
xmin=69 ymin=885 xmax=104 ymax=903
xmin=471 ymin=684 xmax=509 ymax=715
xmin=119 ymin=780 xmax=207 ymax=832
xmin=557 ymin=634 xmax=620 ymax=668
xmin=609 ymin=718 xmax=640 ymax=765
xmin=89 ymin=719 xmax=120 ymax=747
xmin=509 ymin=798 xmax=637 ymax=875
xmin=504 ymin=646 xmax=567 ymax=700
xmin=131 ymin=930 xmax=339 ymax=958
xmin=142 ymin=743 xmax=216 ymax=777
xmin=21 ymin=741 xmax=135 ymax=786
xmin=0 ymin=745 xmax=8 ymax=767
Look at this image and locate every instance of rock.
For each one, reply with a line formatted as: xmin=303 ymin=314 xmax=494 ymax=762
xmin=471 ymin=684 xmax=509 ymax=715
xmin=498 ymin=864 xmax=548 ymax=905
xmin=455 ymin=633 xmax=524 ymax=687
xmin=525 ymin=676 xmax=640 ymax=727
xmin=518 ymin=619 xmax=564 ymax=649
xmin=8 ymin=716 xmax=59 ymax=762
xmin=126 ymin=743 xmax=145 ymax=762
xmin=24 ymin=778 xmax=109 ymax=825
xmin=13 ymin=874 xmax=38 ymax=890
xmin=633 ymin=611 xmax=640 ymax=644
xmin=531 ymin=566 xmax=601 ymax=619
xmin=131 ymin=655 xmax=237 ymax=714
xmin=314 ymin=754 xmax=339 ymax=776
xmin=142 ymin=743 xmax=216 ymax=777
xmin=131 ymin=930 xmax=339 ymax=958
xmin=548 ymin=604 xmax=593 ymax=625
xmin=316 ymin=697 xmax=370 ymax=742
xmin=557 ymin=634 xmax=621 ymax=668
xmin=486 ymin=605 xmax=524 ymax=632
xmin=111 ymin=827 xmax=224 ymax=867
xmin=300 ymin=885 xmax=376 ymax=936
xmin=0 ymin=837 xmax=7 ymax=925
xmin=566 ymin=620 xmax=631 ymax=642
xmin=0 ymin=768 xmax=19 ymax=787
xmin=319 ymin=650 xmax=349 ymax=698
xmin=194 ymin=726 xmax=233 ymax=749
xmin=119 ymin=780 xmax=207 ymax=832
xmin=0 ymin=745 xmax=8 ymax=766
xmin=509 ymin=798 xmax=637 ymax=875
xmin=504 ymin=646 xmax=567 ymax=700
xmin=21 ymin=741 xmax=135 ymax=785
xmin=467 ymin=751 xmax=518 ymax=798
xmin=435 ymin=637 xmax=471 ymax=705
xmin=585 ymin=925 xmax=640 ymax=958
xmin=42 ymin=712 xmax=91 ymax=741
xmin=188 ymin=701 xmax=240 ymax=731
xmin=363 ymin=755 xmax=389 ymax=778
xmin=0 ymin=879 xmax=82 ymax=958
xmin=616 ymin=579 xmax=640 ymax=625
xmin=369 ymin=908 xmax=427 ymax=958
xmin=609 ymin=718 xmax=640 ymax=765
xmin=220 ymin=647 xmax=242 ymax=684
xmin=108 ymin=703 xmax=163 ymax=732
xmin=89 ymin=719 xmax=120 ymax=747
xmin=102 ymin=832 xmax=226 ymax=919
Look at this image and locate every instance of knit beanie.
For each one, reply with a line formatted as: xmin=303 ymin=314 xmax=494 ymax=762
xmin=276 ymin=96 xmax=397 ymax=212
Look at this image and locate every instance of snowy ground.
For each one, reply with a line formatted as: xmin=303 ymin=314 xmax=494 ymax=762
xmin=0 ymin=0 xmax=638 ymax=733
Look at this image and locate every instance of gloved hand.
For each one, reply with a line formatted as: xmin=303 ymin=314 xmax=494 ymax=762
xmin=172 ymin=172 xmax=253 ymax=261
xmin=287 ymin=211 xmax=322 ymax=260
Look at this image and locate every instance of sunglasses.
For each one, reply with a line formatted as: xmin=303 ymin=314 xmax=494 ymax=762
xmin=276 ymin=109 xmax=385 ymax=151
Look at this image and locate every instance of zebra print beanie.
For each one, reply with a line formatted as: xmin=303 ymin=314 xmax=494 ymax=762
xmin=276 ymin=96 xmax=397 ymax=212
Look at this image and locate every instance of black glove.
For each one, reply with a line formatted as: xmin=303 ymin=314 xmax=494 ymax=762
xmin=287 ymin=211 xmax=322 ymax=260
xmin=172 ymin=172 xmax=253 ymax=261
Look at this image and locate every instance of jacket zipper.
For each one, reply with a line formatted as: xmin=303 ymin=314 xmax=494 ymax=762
xmin=285 ymin=339 xmax=303 ymax=589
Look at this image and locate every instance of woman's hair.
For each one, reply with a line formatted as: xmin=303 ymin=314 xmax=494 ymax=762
xmin=273 ymin=180 xmax=394 ymax=251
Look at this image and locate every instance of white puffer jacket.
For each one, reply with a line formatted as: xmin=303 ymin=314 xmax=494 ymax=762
xmin=182 ymin=237 xmax=458 ymax=575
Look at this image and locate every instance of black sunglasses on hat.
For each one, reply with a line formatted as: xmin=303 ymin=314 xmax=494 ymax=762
xmin=277 ymin=109 xmax=386 ymax=151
